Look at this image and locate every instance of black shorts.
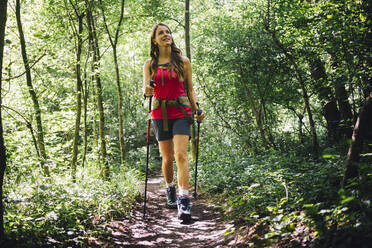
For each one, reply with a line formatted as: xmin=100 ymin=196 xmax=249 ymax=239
xmin=152 ymin=118 xmax=191 ymax=141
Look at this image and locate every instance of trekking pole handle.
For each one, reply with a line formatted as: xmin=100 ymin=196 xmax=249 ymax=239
xmin=146 ymin=80 xmax=155 ymax=144
xmin=196 ymin=109 xmax=202 ymax=123
xmin=147 ymin=80 xmax=155 ymax=111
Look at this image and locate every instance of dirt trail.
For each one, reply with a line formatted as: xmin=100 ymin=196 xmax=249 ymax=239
xmin=107 ymin=174 xmax=233 ymax=247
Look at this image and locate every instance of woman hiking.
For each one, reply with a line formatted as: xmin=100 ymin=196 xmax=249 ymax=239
xmin=143 ymin=23 xmax=204 ymax=222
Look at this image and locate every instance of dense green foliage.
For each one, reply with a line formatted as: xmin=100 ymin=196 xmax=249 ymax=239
xmin=195 ymin=136 xmax=371 ymax=246
xmin=0 ymin=0 xmax=371 ymax=246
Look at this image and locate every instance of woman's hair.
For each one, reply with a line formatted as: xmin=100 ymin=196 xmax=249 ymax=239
xmin=150 ymin=23 xmax=184 ymax=79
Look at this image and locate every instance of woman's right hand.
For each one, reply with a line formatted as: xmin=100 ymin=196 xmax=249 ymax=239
xmin=144 ymin=83 xmax=155 ymax=97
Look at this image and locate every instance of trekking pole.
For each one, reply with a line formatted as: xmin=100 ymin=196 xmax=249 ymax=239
xmin=192 ymin=109 xmax=202 ymax=199
xmin=143 ymin=80 xmax=154 ymax=218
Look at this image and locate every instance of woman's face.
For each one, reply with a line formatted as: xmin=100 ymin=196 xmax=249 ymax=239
xmin=153 ymin=25 xmax=172 ymax=47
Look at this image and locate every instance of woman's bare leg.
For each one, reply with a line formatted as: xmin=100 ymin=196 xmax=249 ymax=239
xmin=158 ymin=139 xmax=174 ymax=184
xmin=173 ymin=134 xmax=190 ymax=192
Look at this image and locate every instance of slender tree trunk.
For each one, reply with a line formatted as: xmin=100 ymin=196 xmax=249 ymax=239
xmin=82 ymin=55 xmax=89 ymax=168
xmin=15 ymin=0 xmax=50 ymax=175
xmin=92 ymin=85 xmax=99 ymax=154
xmin=288 ymin=105 xmax=306 ymax=144
xmin=298 ymin=114 xmax=304 ymax=144
xmin=113 ymin=48 xmax=126 ymax=166
xmin=342 ymin=91 xmax=372 ymax=187
xmin=251 ymin=103 xmax=268 ymax=148
xmin=100 ymin=0 xmax=126 ymax=167
xmin=238 ymin=63 xmax=268 ymax=148
xmin=85 ymin=0 xmax=108 ymax=178
xmin=262 ymin=100 xmax=276 ymax=149
xmin=0 ymin=0 xmax=8 ymax=240
xmin=184 ymin=0 xmax=197 ymax=160
xmin=70 ymin=10 xmax=84 ymax=182
xmin=185 ymin=0 xmax=191 ymax=60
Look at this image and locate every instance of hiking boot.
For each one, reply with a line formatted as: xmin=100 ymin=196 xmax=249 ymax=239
xmin=177 ymin=196 xmax=191 ymax=222
xmin=166 ymin=186 xmax=177 ymax=209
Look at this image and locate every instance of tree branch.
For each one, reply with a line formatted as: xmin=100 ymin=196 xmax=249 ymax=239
xmin=3 ymin=53 xmax=46 ymax=81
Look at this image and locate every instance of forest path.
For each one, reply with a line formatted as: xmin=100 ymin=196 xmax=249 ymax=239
xmin=106 ymin=174 xmax=233 ymax=247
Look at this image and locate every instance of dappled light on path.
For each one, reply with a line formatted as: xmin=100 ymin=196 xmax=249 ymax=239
xmin=108 ymin=175 xmax=231 ymax=247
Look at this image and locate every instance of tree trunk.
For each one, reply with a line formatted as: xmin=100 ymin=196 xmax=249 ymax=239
xmin=185 ymin=0 xmax=191 ymax=60
xmin=82 ymin=54 xmax=89 ymax=168
xmin=85 ymin=0 xmax=109 ymax=178
xmin=254 ymin=105 xmax=268 ymax=148
xmin=342 ymin=91 xmax=372 ymax=187
xmin=0 ymin=0 xmax=8 ymax=240
xmin=334 ymin=75 xmax=353 ymax=138
xmin=322 ymin=101 xmax=341 ymax=142
xmin=262 ymin=100 xmax=277 ymax=149
xmin=184 ymin=0 xmax=197 ymax=160
xmin=113 ymin=48 xmax=126 ymax=167
xmin=309 ymin=58 xmax=341 ymax=142
xmin=298 ymin=114 xmax=304 ymax=144
xmin=100 ymin=0 xmax=126 ymax=168
xmin=70 ymin=10 xmax=84 ymax=182
xmin=15 ymin=0 xmax=49 ymax=176
xmin=238 ymin=63 xmax=268 ymax=148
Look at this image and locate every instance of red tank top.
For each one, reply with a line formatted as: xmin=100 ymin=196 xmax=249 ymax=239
xmin=151 ymin=67 xmax=191 ymax=119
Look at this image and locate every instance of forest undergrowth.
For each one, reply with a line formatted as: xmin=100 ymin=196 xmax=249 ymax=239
xmin=195 ymin=135 xmax=372 ymax=248
xmin=2 ymin=132 xmax=372 ymax=247
xmin=3 ymin=162 xmax=142 ymax=247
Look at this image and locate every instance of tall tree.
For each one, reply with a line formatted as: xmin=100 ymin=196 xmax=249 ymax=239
xmin=85 ymin=0 xmax=109 ymax=178
xmin=67 ymin=0 xmax=85 ymax=182
xmin=99 ymin=0 xmax=126 ymax=168
xmin=82 ymin=49 xmax=89 ymax=168
xmin=0 ymin=0 xmax=8 ymax=240
xmin=15 ymin=0 xmax=50 ymax=176
xmin=184 ymin=0 xmax=197 ymax=159
xmin=343 ymin=91 xmax=372 ymax=187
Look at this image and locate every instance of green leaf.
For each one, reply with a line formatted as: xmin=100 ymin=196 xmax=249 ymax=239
xmin=341 ymin=196 xmax=354 ymax=204
xmin=360 ymin=13 xmax=366 ymax=22
xmin=303 ymin=204 xmax=314 ymax=208
xmin=322 ymin=154 xmax=335 ymax=159
xmin=360 ymin=153 xmax=372 ymax=157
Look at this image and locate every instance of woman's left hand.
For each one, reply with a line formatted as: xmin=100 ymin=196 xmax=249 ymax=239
xmin=196 ymin=109 xmax=205 ymax=123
